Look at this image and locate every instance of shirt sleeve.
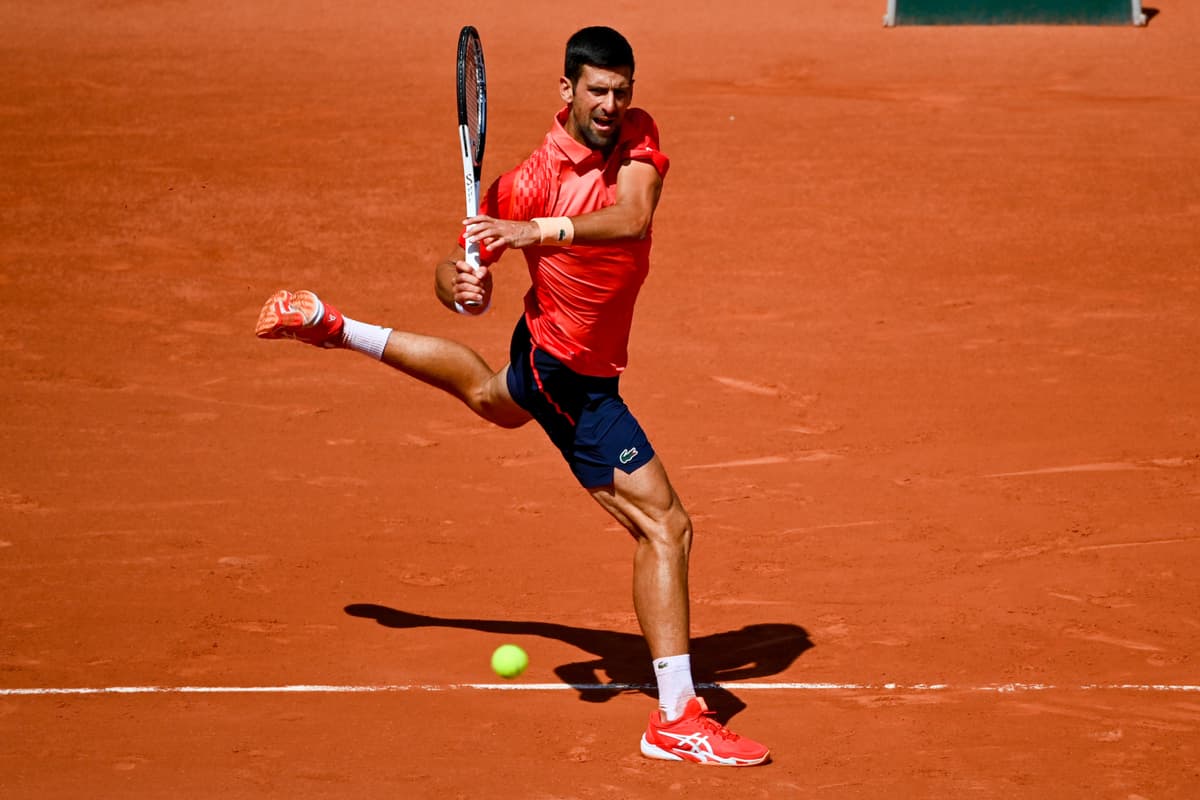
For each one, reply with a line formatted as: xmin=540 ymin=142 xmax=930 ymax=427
xmin=622 ymin=109 xmax=670 ymax=178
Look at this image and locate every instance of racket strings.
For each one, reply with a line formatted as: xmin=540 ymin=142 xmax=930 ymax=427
xmin=463 ymin=43 xmax=484 ymax=157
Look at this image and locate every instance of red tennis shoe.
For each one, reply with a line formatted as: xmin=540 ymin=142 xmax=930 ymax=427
xmin=255 ymin=289 xmax=344 ymax=348
xmin=640 ymin=697 xmax=770 ymax=766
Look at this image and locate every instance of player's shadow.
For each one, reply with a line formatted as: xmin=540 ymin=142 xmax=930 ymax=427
xmin=344 ymin=603 xmax=812 ymax=723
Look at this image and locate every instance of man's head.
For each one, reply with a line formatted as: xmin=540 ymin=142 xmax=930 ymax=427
xmin=560 ymin=27 xmax=635 ymax=150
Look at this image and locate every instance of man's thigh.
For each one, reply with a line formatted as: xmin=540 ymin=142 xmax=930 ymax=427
xmin=589 ymin=455 xmax=686 ymax=537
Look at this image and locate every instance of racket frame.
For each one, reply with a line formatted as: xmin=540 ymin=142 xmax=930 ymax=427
xmin=456 ymin=26 xmax=487 ymax=279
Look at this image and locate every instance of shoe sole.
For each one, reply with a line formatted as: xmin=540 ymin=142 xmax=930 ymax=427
xmin=255 ymin=290 xmax=326 ymax=341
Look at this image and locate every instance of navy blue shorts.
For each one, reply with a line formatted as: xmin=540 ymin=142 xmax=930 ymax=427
xmin=505 ymin=316 xmax=654 ymax=488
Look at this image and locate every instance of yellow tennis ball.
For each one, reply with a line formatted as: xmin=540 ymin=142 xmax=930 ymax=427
xmin=491 ymin=644 xmax=528 ymax=679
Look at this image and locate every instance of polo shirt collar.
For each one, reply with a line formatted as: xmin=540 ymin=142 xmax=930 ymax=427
xmin=551 ymin=106 xmax=602 ymax=166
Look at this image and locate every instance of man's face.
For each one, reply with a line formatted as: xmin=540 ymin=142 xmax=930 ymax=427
xmin=560 ymin=64 xmax=634 ymax=150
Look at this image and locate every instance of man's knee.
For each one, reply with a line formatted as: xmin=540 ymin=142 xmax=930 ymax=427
xmin=646 ymin=496 xmax=692 ymax=551
xmin=480 ymin=396 xmax=530 ymax=428
xmin=477 ymin=371 xmax=531 ymax=428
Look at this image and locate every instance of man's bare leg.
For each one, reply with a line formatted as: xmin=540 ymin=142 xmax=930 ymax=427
xmin=255 ymin=289 xmax=530 ymax=429
xmin=589 ymin=457 xmax=692 ymax=659
xmin=596 ymin=457 xmax=770 ymax=765
xmin=381 ymin=331 xmax=530 ymax=429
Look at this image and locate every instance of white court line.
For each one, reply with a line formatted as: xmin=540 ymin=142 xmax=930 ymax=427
xmin=2 ymin=682 xmax=1198 ymax=696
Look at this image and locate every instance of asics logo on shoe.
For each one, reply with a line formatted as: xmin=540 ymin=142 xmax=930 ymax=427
xmin=659 ymin=732 xmax=741 ymax=766
xmin=619 ymin=447 xmax=638 ymax=465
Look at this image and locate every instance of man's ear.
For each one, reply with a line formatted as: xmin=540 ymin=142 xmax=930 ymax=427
xmin=558 ymin=76 xmax=574 ymax=104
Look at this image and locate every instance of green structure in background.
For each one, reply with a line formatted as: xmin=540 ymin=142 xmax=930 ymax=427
xmin=883 ymin=0 xmax=1148 ymax=25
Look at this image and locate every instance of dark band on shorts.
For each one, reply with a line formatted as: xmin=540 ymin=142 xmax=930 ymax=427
xmin=505 ymin=315 xmax=654 ymax=488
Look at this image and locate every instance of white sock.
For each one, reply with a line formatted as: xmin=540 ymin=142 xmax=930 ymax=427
xmin=653 ymin=654 xmax=697 ymax=721
xmin=341 ymin=317 xmax=392 ymax=361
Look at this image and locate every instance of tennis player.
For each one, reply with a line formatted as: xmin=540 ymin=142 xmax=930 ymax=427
xmin=256 ymin=26 xmax=769 ymax=766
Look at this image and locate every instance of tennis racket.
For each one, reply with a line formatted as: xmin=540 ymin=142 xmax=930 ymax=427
xmin=456 ymin=25 xmax=488 ymax=305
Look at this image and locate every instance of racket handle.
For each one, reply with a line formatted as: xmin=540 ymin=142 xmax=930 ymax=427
xmin=459 ymin=161 xmax=483 ymax=307
xmin=462 ymin=240 xmax=483 ymax=308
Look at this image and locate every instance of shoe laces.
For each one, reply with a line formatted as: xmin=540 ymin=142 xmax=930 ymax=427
xmin=696 ymin=708 xmax=741 ymax=741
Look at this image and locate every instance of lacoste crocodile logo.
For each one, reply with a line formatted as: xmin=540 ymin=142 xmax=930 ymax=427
xmin=619 ymin=447 xmax=638 ymax=465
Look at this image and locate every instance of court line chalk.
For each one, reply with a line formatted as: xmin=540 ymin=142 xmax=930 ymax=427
xmin=2 ymin=682 xmax=1198 ymax=696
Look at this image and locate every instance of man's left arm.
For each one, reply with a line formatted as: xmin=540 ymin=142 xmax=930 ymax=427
xmin=572 ymin=158 xmax=663 ymax=240
xmin=463 ymin=157 xmax=663 ymax=250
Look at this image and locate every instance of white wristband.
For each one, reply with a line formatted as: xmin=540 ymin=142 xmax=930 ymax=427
xmin=531 ymin=216 xmax=575 ymax=246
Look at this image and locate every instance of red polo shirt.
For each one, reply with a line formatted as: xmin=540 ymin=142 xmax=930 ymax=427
xmin=464 ymin=106 xmax=670 ymax=377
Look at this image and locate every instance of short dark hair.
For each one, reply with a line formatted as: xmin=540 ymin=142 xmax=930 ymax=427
xmin=564 ymin=26 xmax=634 ymax=83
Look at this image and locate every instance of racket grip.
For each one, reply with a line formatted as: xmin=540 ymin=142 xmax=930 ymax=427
xmin=462 ymin=240 xmax=483 ymax=307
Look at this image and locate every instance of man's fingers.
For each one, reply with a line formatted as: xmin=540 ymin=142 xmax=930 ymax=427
xmin=464 ymin=217 xmax=494 ymax=227
xmin=465 ymin=222 xmax=503 ymax=248
xmin=453 ymin=261 xmax=489 ymax=300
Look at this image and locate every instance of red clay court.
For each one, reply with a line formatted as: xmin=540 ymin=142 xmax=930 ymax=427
xmin=1 ymin=1 xmax=1197 ymax=796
